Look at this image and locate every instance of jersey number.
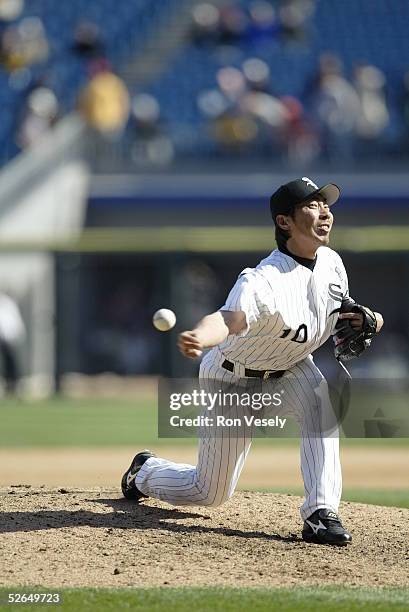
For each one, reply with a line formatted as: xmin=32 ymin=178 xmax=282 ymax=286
xmin=280 ymin=324 xmax=308 ymax=343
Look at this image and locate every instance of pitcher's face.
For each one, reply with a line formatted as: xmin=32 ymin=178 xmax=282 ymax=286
xmin=289 ymin=198 xmax=333 ymax=247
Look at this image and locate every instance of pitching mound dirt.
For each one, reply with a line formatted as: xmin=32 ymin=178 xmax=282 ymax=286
xmin=1 ymin=488 xmax=408 ymax=589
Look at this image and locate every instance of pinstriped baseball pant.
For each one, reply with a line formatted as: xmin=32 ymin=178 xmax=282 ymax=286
xmin=135 ymin=347 xmax=342 ymax=520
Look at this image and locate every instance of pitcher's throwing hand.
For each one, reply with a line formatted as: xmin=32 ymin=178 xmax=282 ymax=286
xmin=178 ymin=331 xmax=204 ymax=359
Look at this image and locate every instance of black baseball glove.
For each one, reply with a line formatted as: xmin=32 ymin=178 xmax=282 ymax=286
xmin=334 ymin=298 xmax=377 ymax=362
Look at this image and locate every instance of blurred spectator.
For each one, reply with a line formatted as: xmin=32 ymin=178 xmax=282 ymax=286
xmin=16 ymin=84 xmax=59 ymax=150
xmin=0 ymin=0 xmax=23 ymax=22
xmin=304 ymin=52 xmax=342 ymax=98
xmin=243 ymin=60 xmax=290 ymax=157
xmin=278 ymin=0 xmax=315 ymax=47
xmin=131 ymin=93 xmax=161 ymax=138
xmin=72 ymin=20 xmax=105 ymax=61
xmin=199 ymin=61 xmax=296 ymax=158
xmin=280 ymin=95 xmax=321 ymax=165
xmin=353 ymin=64 xmax=390 ymax=143
xmin=0 ymin=291 xmax=25 ymax=394
xmin=191 ymin=2 xmax=279 ymax=47
xmin=0 ymin=16 xmax=48 ymax=72
xmin=190 ymin=2 xmax=221 ymax=45
xmin=197 ymin=88 xmax=229 ymax=119
xmin=129 ymin=92 xmax=174 ymax=165
xmin=242 ymin=57 xmax=272 ymax=93
xmin=216 ymin=65 xmax=246 ymax=103
xmin=203 ymin=65 xmax=258 ymax=154
xmin=246 ymin=1 xmax=279 ymax=44
xmin=240 ymin=88 xmax=288 ymax=130
xmin=78 ymin=59 xmax=130 ymax=135
xmin=211 ymin=110 xmax=258 ymax=154
xmin=306 ymin=53 xmax=360 ymax=162
xmin=219 ymin=4 xmax=249 ymax=44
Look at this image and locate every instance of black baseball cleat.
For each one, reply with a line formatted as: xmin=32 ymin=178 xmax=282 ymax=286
xmin=121 ymin=450 xmax=156 ymax=501
xmin=302 ymin=509 xmax=352 ymax=546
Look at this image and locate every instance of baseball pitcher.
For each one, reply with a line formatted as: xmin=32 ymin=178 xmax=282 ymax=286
xmin=121 ymin=177 xmax=383 ymax=546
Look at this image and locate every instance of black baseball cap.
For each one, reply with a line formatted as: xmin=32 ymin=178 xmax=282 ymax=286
xmin=270 ymin=177 xmax=340 ymax=221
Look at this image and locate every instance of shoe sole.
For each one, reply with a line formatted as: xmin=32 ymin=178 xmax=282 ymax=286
xmin=302 ymin=532 xmax=352 ymax=546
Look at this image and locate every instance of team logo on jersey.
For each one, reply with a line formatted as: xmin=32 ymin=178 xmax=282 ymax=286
xmin=328 ymin=283 xmax=343 ymax=318
xmin=328 ymin=283 xmax=343 ymax=302
xmin=302 ymin=177 xmax=319 ymax=190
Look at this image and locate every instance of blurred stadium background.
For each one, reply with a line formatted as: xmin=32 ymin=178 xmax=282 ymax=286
xmin=0 ymin=0 xmax=408 ymax=504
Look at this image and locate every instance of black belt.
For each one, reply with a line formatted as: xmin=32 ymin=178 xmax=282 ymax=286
xmin=222 ymin=359 xmax=285 ymax=380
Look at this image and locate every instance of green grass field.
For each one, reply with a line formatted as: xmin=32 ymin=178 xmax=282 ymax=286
xmin=0 ymin=397 xmax=161 ymax=448
xmin=1 ymin=396 xmax=408 ymax=448
xmin=0 ymin=587 xmax=408 ymax=612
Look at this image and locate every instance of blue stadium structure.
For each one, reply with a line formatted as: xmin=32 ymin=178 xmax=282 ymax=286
xmin=143 ymin=0 xmax=408 ymax=161
xmin=0 ymin=0 xmax=408 ymax=166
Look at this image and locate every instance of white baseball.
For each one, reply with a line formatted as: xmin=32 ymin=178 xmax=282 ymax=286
xmin=152 ymin=308 xmax=176 ymax=332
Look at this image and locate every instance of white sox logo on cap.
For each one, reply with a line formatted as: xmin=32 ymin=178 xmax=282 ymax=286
xmin=302 ymin=177 xmax=319 ymax=189
xmin=270 ymin=177 xmax=340 ymax=222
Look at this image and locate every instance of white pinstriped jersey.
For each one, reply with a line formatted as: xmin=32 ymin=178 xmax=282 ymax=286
xmin=219 ymin=246 xmax=349 ymax=371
